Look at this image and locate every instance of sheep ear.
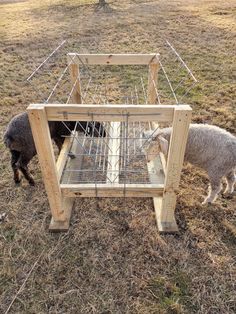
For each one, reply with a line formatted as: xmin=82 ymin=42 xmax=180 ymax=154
xmin=159 ymin=136 xmax=169 ymax=155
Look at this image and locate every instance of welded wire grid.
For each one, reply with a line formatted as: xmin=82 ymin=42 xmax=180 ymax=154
xmin=26 ymin=39 xmax=197 ymax=185
xmin=60 ymin=120 xmax=160 ymax=185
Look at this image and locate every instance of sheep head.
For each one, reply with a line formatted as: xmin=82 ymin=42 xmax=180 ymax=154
xmin=142 ymin=129 xmax=169 ymax=162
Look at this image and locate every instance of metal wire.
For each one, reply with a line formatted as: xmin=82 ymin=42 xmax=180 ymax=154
xmin=46 ymin=55 xmax=76 ymax=103
xmin=159 ymin=59 xmax=179 ymax=104
xmin=27 ymin=42 xmax=197 ymax=186
xmin=166 ymin=40 xmax=198 ymax=83
xmin=26 ymin=40 xmax=66 ymax=82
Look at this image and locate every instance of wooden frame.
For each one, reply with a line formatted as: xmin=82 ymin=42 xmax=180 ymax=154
xmin=43 ymin=104 xmax=176 ymax=122
xmin=27 ymin=54 xmax=192 ymax=233
xmin=28 ymin=103 xmax=191 ymax=232
xmin=67 ymin=53 xmax=160 ymax=65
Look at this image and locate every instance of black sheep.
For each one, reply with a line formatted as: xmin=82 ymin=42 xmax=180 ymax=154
xmin=3 ymin=112 xmax=106 ymax=185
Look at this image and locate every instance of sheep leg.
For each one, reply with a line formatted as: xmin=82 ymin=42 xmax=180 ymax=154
xmin=224 ymin=170 xmax=236 ymax=194
xmin=11 ymin=150 xmax=21 ymax=184
xmin=202 ymin=174 xmax=222 ymax=204
xmin=17 ymin=156 xmax=35 ymax=186
xmin=19 ymin=166 xmax=35 ymax=186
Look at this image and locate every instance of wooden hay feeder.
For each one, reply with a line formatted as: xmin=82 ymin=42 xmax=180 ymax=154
xmin=27 ymin=52 xmax=193 ymax=233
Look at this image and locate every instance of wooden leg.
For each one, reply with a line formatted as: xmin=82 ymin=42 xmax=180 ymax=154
xmin=28 ymin=106 xmax=67 ymax=224
xmin=154 ymin=192 xmax=178 ymax=233
xmin=147 ymin=155 xmax=177 ymax=233
xmin=50 ymin=134 xmax=83 ymax=231
xmin=155 ymin=107 xmax=192 ymax=233
xmin=49 ymin=197 xmax=74 ymax=232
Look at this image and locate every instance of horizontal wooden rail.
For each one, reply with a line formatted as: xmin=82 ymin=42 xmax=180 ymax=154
xmin=27 ymin=104 xmax=191 ymax=122
xmin=61 ymin=183 xmax=164 ymax=198
xmin=67 ymin=53 xmax=159 ymax=65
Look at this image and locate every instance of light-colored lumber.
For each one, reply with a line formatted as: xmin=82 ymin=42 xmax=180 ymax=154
xmin=49 ymin=197 xmax=74 ymax=232
xmin=155 ymin=106 xmax=192 ymax=231
xmin=146 ymin=58 xmax=169 ymax=232
xmin=68 ymin=60 xmax=82 ymax=104
xmin=32 ymin=103 xmax=178 ymax=122
xmin=159 ymin=152 xmax=167 ymax=175
xmin=27 ymin=105 xmax=66 ymax=222
xmin=106 ymin=122 xmax=120 ymax=183
xmin=153 ymin=195 xmax=178 ymax=232
xmin=56 ymin=137 xmax=74 ymax=180
xmin=164 ymin=106 xmax=192 ymax=189
xmin=147 ymin=57 xmax=159 ymax=104
xmin=147 ymin=154 xmax=165 ymax=185
xmin=50 ymin=61 xmax=84 ymax=230
xmin=67 ymin=53 xmax=160 ymax=65
xmin=60 ymin=183 xmax=164 ymax=198
xmin=60 ymin=133 xmax=84 ymax=184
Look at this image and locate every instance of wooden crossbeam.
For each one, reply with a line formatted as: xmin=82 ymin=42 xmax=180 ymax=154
xmin=67 ymin=53 xmax=160 ymax=65
xmin=28 ymin=104 xmax=179 ymax=122
xmin=61 ymin=183 xmax=164 ymax=198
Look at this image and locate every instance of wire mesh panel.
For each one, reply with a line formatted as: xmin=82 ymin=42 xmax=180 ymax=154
xmin=59 ymin=121 xmax=164 ymax=185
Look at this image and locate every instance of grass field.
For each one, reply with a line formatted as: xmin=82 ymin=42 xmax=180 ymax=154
xmin=0 ymin=0 xmax=236 ymax=313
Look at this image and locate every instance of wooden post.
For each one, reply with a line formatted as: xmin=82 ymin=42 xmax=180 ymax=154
xmin=67 ymin=55 xmax=82 ymax=104
xmin=155 ymin=106 xmax=192 ymax=232
xmin=106 ymin=122 xmax=120 ymax=183
xmin=147 ymin=56 xmax=159 ymax=104
xmin=27 ymin=105 xmax=74 ymax=230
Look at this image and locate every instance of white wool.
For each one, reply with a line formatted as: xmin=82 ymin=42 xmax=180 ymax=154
xmin=143 ymin=124 xmax=236 ymax=204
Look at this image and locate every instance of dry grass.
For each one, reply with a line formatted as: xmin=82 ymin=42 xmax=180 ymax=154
xmin=0 ymin=0 xmax=236 ymax=313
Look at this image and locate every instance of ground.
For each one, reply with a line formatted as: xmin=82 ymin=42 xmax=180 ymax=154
xmin=0 ymin=0 xmax=236 ymax=313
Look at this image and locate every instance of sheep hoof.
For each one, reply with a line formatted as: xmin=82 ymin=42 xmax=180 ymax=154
xmin=223 ymin=188 xmax=234 ymax=195
xmin=29 ymin=180 xmax=35 ymax=186
xmin=14 ymin=179 xmax=21 ymax=185
xmin=201 ymin=199 xmax=212 ymax=205
xmin=222 ymin=192 xmax=234 ymax=199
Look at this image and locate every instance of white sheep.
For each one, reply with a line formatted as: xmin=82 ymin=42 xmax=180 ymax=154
xmin=143 ymin=124 xmax=236 ymax=204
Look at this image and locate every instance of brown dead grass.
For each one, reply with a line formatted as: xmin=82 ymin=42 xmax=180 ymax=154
xmin=0 ymin=0 xmax=236 ymax=313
